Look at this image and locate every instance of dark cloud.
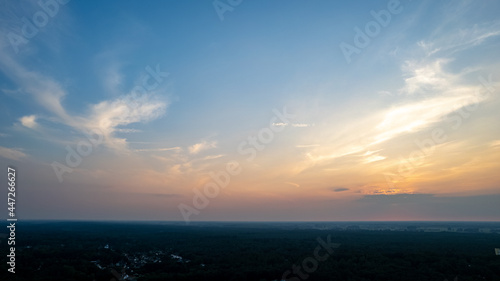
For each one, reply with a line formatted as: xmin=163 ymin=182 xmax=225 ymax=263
xmin=358 ymin=193 xmax=434 ymax=203
xmin=356 ymin=193 xmax=500 ymax=219
xmin=139 ymin=193 xmax=181 ymax=198
xmin=331 ymin=187 xmax=349 ymax=192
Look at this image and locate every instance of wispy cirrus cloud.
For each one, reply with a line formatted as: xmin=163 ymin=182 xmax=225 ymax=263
xmin=0 ymin=146 xmax=27 ymax=161
xmin=102 ymin=63 xmax=124 ymax=96
xmin=0 ymin=53 xmax=73 ymax=124
xmin=188 ymin=140 xmax=217 ymax=154
xmin=371 ymin=92 xmax=484 ymax=146
xmin=0 ymin=43 xmax=168 ymax=154
xmin=304 ymin=76 xmax=487 ymax=168
xmin=399 ymin=58 xmax=454 ymax=95
xmin=202 ymin=154 xmax=224 ymax=160
xmin=490 ymin=140 xmax=500 ymax=148
xmin=420 ymin=20 xmax=500 ymax=57
xmin=298 ymin=24 xmax=497 ymax=174
xmin=115 ymin=128 xmax=142 ymax=133
xmin=85 ymin=94 xmax=167 ymax=151
xmin=285 ymin=182 xmax=300 ymax=188
xmin=272 ymin=122 xmax=314 ymax=128
xmin=135 ymin=147 xmax=182 ymax=152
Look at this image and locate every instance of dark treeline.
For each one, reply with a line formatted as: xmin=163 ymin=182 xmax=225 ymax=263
xmin=2 ymin=221 xmax=500 ymax=281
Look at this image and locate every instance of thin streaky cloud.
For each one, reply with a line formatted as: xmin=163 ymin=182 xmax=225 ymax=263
xmin=331 ymin=187 xmax=349 ymax=193
xmin=285 ymin=182 xmax=300 ymax=188
xmin=0 ymin=146 xmax=27 ymax=161
xmin=188 ymin=140 xmax=217 ymax=154
xmin=135 ymin=147 xmax=182 ymax=152
xmin=296 ymin=144 xmax=320 ymax=148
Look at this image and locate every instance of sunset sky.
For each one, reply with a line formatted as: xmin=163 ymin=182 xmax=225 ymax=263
xmin=0 ymin=0 xmax=499 ymax=221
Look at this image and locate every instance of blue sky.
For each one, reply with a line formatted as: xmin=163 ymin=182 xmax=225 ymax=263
xmin=1 ymin=0 xmax=500 ymax=221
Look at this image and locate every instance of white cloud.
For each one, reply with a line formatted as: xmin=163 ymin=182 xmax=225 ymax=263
xmin=103 ymin=64 xmax=123 ymax=95
xmin=399 ymin=59 xmax=454 ymax=95
xmin=421 ymin=21 xmax=500 ymax=57
xmin=490 ymin=140 xmax=500 ymax=148
xmin=0 ymin=54 xmax=72 ymax=124
xmin=0 ymin=30 xmax=169 ymax=153
xmin=19 ymin=115 xmax=37 ymax=128
xmin=362 ymin=150 xmax=382 ymax=156
xmin=201 ymin=154 xmax=224 ymax=161
xmin=115 ymin=128 xmax=142 ymax=133
xmin=303 ymin=57 xmax=489 ymax=168
xmin=363 ymin=155 xmax=386 ymax=164
xmin=86 ymin=94 xmax=167 ymax=151
xmin=188 ymin=140 xmax=217 ymax=154
xmin=272 ymin=122 xmax=288 ymax=127
xmin=272 ymin=122 xmax=313 ymax=128
xmin=135 ymin=147 xmax=181 ymax=152
xmin=292 ymin=123 xmax=313 ymax=127
xmin=285 ymin=182 xmax=300 ymax=188
xmin=0 ymin=146 xmax=27 ymax=161
xmin=371 ymin=93 xmax=483 ymax=146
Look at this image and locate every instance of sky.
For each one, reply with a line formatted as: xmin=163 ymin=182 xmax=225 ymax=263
xmin=0 ymin=0 xmax=499 ymax=222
